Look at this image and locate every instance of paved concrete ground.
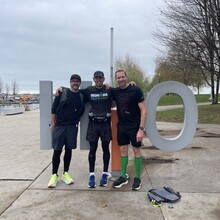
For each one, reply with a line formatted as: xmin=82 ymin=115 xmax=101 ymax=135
xmin=0 ymin=109 xmax=220 ymax=220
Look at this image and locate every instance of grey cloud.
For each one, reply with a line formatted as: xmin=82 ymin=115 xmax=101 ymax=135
xmin=0 ymin=0 xmax=163 ymax=93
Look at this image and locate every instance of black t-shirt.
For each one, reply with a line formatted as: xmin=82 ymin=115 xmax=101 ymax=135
xmin=52 ymin=89 xmax=83 ymax=126
xmin=81 ymin=85 xmax=113 ymax=117
xmin=112 ymin=85 xmax=144 ymax=127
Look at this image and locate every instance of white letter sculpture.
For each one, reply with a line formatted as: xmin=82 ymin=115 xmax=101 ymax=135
xmin=146 ymin=81 xmax=198 ymax=152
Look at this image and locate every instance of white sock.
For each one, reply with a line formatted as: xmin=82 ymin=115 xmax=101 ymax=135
xmin=90 ymin=172 xmax=95 ymax=176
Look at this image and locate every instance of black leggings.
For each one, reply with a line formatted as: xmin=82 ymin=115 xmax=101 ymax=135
xmin=88 ymin=141 xmax=110 ymax=173
xmin=52 ymin=147 xmax=72 ymax=174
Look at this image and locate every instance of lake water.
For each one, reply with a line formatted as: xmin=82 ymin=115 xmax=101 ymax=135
xmin=0 ymin=103 xmax=39 ymax=112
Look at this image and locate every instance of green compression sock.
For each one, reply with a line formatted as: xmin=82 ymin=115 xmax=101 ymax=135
xmin=121 ymin=156 xmax=128 ymax=177
xmin=134 ymin=157 xmax=142 ymax=179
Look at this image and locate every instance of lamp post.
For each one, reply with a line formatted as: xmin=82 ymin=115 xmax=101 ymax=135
xmin=110 ymin=27 xmax=114 ymax=86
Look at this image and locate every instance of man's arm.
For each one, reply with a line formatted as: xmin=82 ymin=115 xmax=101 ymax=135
xmin=55 ymin=87 xmax=66 ymax=96
xmin=50 ymin=114 xmax=56 ymax=130
xmin=111 ymin=100 xmax=116 ymax=108
xmin=50 ymin=94 xmax=61 ymax=129
xmin=136 ymin=101 xmax=147 ymax=142
xmin=138 ymin=101 xmax=147 ymax=129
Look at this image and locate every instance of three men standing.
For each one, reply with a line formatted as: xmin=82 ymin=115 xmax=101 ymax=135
xmin=48 ymin=69 xmax=147 ymax=191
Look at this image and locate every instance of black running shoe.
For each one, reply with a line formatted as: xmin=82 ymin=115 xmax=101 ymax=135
xmin=131 ymin=177 xmax=142 ymax=191
xmin=113 ymin=175 xmax=128 ymax=188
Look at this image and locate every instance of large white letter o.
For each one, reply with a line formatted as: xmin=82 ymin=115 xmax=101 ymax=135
xmin=146 ymin=81 xmax=198 ymax=152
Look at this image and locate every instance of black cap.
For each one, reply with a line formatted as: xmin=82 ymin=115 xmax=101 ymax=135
xmin=70 ymin=74 xmax=81 ymax=82
xmin=93 ymin=71 xmax=104 ymax=78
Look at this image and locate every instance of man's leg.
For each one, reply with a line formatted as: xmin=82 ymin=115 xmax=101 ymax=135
xmin=48 ymin=150 xmax=62 ymax=188
xmin=132 ymin=147 xmax=142 ymax=190
xmin=112 ymin=145 xmax=129 ymax=188
xmin=113 ymin=124 xmax=130 ymax=188
xmin=99 ymin=141 xmax=110 ymax=187
xmin=101 ymin=141 xmax=110 ymax=172
xmin=133 ymin=147 xmax=142 ymax=179
xmin=88 ymin=141 xmax=98 ymax=188
xmin=52 ymin=149 xmax=62 ymax=174
xmin=61 ymin=124 xmax=78 ymax=185
xmin=63 ymin=147 xmax=72 ymax=172
xmin=88 ymin=141 xmax=98 ymax=172
xmin=120 ymin=145 xmax=129 ymax=178
xmin=62 ymin=147 xmax=74 ymax=185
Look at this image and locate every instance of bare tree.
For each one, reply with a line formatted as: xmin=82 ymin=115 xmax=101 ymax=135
xmin=156 ymin=0 xmax=220 ymax=103
xmin=0 ymin=78 xmax=3 ymax=94
xmin=11 ymin=79 xmax=19 ymax=95
xmin=5 ymin=83 xmax=10 ymax=98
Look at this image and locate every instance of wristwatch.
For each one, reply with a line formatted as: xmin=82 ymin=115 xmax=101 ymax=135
xmin=139 ymin=126 xmax=145 ymax=131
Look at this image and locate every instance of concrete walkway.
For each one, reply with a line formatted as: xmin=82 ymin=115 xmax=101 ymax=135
xmin=0 ymin=109 xmax=220 ymax=220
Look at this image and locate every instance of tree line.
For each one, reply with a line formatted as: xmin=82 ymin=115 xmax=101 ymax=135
xmin=113 ymin=0 xmax=219 ymax=104
xmin=154 ymin=0 xmax=220 ymax=104
xmin=0 ymin=78 xmax=19 ymax=97
xmin=113 ymin=53 xmax=213 ymax=100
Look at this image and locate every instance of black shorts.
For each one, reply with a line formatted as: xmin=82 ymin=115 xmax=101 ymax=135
xmin=52 ymin=124 xmax=78 ymax=150
xmin=86 ymin=121 xmax=112 ymax=142
xmin=117 ymin=124 xmax=141 ymax=148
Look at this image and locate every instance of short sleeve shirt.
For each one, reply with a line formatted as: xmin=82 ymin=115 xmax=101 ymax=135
xmin=81 ymin=85 xmax=113 ymax=116
xmin=52 ymin=89 xmax=82 ymax=126
xmin=112 ymin=85 xmax=144 ymax=127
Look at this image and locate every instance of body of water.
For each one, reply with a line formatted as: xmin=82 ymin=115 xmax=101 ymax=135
xmin=0 ymin=103 xmax=39 ymax=112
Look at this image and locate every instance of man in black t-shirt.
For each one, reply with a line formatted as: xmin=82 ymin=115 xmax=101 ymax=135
xmin=112 ymin=69 xmax=147 ymax=191
xmin=48 ymin=74 xmax=84 ymax=188
xmin=81 ymin=71 xmax=113 ymax=188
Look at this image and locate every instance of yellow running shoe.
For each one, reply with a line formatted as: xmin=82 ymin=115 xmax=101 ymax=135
xmin=61 ymin=172 xmax=74 ymax=185
xmin=48 ymin=174 xmax=58 ymax=188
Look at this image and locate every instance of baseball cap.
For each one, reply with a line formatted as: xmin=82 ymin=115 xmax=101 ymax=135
xmin=70 ymin=74 xmax=81 ymax=82
xmin=93 ymin=71 xmax=104 ymax=78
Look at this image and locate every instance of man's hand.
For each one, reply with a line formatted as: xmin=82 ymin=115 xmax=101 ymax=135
xmin=129 ymin=81 xmax=136 ymax=86
xmin=104 ymin=83 xmax=111 ymax=90
xmin=49 ymin=123 xmax=55 ymax=131
xmin=136 ymin=129 xmax=144 ymax=142
xmin=55 ymin=87 xmax=62 ymax=96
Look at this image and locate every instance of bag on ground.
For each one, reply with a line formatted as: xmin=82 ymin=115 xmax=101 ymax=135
xmin=147 ymin=187 xmax=181 ymax=206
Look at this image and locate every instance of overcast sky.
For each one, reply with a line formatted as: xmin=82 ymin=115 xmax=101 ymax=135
xmin=0 ymin=0 xmax=165 ymax=93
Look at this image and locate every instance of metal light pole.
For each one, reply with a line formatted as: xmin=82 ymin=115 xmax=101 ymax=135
xmin=110 ymin=27 xmax=114 ymax=86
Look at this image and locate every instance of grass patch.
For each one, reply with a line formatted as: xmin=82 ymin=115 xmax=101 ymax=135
xmin=158 ymin=94 xmax=210 ymax=106
xmin=157 ymin=94 xmax=183 ymax=106
xmin=197 ymin=104 xmax=220 ymax=124
xmin=195 ymin=94 xmax=211 ymax=103
xmin=156 ymin=104 xmax=220 ymax=124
